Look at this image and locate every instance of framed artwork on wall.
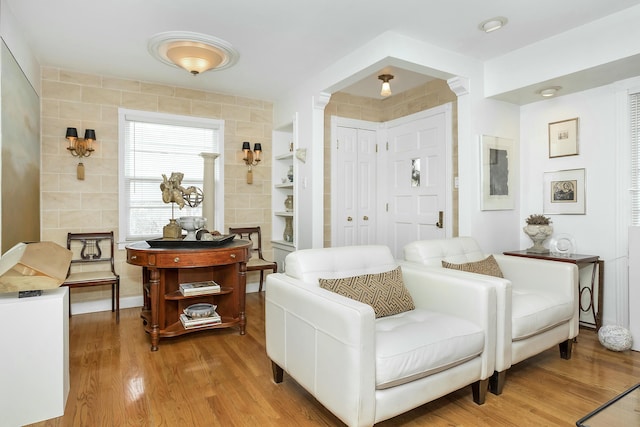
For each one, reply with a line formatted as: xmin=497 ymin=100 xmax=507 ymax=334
xmin=543 ymin=168 xmax=586 ymax=214
xmin=480 ymin=135 xmax=515 ymax=210
xmin=549 ymin=117 xmax=579 ymax=158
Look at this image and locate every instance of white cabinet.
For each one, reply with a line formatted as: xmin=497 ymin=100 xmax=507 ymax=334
xmin=272 ymin=115 xmax=298 ymax=271
xmin=0 ymin=287 xmax=69 ymax=426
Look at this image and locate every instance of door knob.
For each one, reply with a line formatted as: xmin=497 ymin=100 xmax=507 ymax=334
xmin=363 ymin=216 xmax=369 ymax=221
xmin=347 ymin=216 xmax=353 ymax=222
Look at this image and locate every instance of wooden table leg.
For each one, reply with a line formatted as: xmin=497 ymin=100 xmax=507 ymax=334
xmin=149 ymin=268 xmax=160 ymax=351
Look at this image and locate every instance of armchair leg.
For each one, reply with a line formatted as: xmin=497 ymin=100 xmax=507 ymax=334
xmin=471 ymin=378 xmax=489 ymax=404
xmin=271 ymin=361 xmax=284 ymax=383
xmin=489 ymin=370 xmax=506 ymax=395
xmin=559 ymin=339 xmax=573 ymax=359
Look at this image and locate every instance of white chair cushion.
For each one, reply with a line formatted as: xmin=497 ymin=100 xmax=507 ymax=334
xmin=247 ymin=258 xmax=275 ymax=268
xmin=511 ymin=289 xmax=574 ymax=340
xmin=285 ymin=245 xmax=397 ymax=285
xmin=64 ymin=271 xmax=117 ymax=284
xmin=404 ymin=237 xmax=486 ymax=267
xmin=374 ymin=308 xmax=485 ymax=389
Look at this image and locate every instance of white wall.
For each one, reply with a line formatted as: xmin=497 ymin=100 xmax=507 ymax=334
xmin=0 ymin=0 xmax=40 ymax=94
xmin=465 ymin=97 xmax=521 ymax=254
xmin=520 ymin=76 xmax=640 ymax=326
xmin=275 ymin=31 xmax=523 ymax=252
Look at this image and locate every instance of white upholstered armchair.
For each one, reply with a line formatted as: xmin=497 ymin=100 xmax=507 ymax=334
xmin=403 ymin=237 xmax=579 ymax=395
xmin=265 ymin=245 xmax=496 ymax=427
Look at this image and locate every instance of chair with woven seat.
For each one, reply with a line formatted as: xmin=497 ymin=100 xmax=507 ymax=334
xmin=228 ymin=226 xmax=277 ymax=292
xmin=61 ymin=231 xmax=120 ymax=322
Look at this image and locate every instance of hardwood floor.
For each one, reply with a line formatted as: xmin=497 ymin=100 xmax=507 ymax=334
xmin=30 ymin=293 xmax=640 ymax=427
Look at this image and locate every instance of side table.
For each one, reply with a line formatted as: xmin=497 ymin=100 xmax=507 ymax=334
xmin=126 ymin=239 xmax=251 ymax=351
xmin=503 ymin=250 xmax=603 ymax=330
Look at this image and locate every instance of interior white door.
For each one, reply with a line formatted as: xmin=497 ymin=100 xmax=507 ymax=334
xmin=335 ymin=125 xmax=377 ymax=246
xmin=384 ymin=107 xmax=450 ymax=258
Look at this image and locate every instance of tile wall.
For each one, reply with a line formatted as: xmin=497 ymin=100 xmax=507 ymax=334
xmin=40 ymin=67 xmax=273 ymax=307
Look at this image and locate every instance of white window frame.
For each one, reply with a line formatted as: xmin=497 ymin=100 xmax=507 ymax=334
xmin=631 ymin=90 xmax=640 ymax=225
xmin=118 ymin=108 xmax=224 ymax=247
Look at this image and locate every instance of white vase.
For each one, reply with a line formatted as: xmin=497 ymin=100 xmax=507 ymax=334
xmin=178 ymin=216 xmax=207 ymax=241
xmin=523 ymin=225 xmax=553 ymax=254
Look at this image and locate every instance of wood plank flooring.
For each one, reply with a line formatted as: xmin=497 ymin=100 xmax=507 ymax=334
xmin=30 ymin=293 xmax=640 ymax=426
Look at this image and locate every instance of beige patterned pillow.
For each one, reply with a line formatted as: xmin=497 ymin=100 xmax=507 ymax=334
xmin=442 ymin=254 xmax=504 ymax=278
xmin=319 ymin=267 xmax=415 ymax=318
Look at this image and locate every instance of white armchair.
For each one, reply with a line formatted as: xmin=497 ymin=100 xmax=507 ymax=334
xmin=403 ymin=237 xmax=579 ymax=395
xmin=265 ymin=245 xmax=496 ymax=427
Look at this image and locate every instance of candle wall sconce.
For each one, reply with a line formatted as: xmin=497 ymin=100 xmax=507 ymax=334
xmin=242 ymin=141 xmax=262 ymax=184
xmin=65 ymin=127 xmax=96 ymax=180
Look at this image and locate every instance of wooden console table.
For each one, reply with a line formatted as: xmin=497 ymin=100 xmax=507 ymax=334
xmin=503 ymin=250 xmax=604 ymax=330
xmin=126 ymin=240 xmax=251 ymax=351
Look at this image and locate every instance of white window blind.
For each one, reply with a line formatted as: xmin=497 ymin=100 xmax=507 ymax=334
xmin=631 ymin=92 xmax=640 ymax=225
xmin=119 ymin=109 xmax=223 ymax=242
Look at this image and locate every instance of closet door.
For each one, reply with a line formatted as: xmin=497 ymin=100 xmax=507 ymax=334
xmin=335 ymin=126 xmax=377 ymax=246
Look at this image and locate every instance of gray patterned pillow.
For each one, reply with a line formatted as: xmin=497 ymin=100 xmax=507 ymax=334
xmin=442 ymin=254 xmax=504 ymax=278
xmin=319 ymin=266 xmax=415 ymax=318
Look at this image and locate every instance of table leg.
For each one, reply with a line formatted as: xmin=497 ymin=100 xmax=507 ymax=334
xmin=578 ymin=260 xmax=602 ymax=330
xmin=149 ymin=268 xmax=160 ymax=351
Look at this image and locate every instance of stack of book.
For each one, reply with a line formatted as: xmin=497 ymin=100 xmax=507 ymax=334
xmin=180 ymin=312 xmax=221 ymax=329
xmin=179 ymin=280 xmax=221 ymax=296
xmin=180 ymin=303 xmax=222 ymax=329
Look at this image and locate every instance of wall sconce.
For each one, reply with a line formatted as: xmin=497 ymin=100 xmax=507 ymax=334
xmin=378 ymin=74 xmax=393 ymax=97
xmin=242 ymin=141 xmax=262 ymax=184
xmin=65 ymin=127 xmax=96 ymax=180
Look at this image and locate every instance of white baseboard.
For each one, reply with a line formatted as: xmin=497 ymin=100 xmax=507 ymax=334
xmin=69 ymin=281 xmax=263 ymax=316
xmin=70 ymin=295 xmax=144 ymax=316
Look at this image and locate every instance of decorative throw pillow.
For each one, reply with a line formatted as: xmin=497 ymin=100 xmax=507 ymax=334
xmin=319 ymin=266 xmax=415 ymax=318
xmin=442 ymin=255 xmax=504 ymax=278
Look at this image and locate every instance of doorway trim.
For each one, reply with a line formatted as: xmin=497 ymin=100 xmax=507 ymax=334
xmin=330 ymin=104 xmax=454 ymax=250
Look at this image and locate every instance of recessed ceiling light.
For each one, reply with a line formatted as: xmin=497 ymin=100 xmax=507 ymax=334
xmin=539 ymin=86 xmax=562 ymax=97
xmin=148 ymin=31 xmax=239 ymax=75
xmin=479 ymin=17 xmax=508 ymax=33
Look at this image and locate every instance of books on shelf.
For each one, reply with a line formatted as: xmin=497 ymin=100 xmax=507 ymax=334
xmin=179 ymin=280 xmax=221 ymax=296
xmin=179 ymin=313 xmax=222 ymax=329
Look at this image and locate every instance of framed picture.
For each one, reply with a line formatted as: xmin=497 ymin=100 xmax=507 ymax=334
xmin=543 ymin=168 xmax=586 ymax=214
xmin=480 ymin=135 xmax=515 ymax=210
xmin=549 ymin=117 xmax=579 ymax=158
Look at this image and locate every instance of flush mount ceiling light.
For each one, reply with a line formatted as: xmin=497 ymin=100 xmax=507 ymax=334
xmin=539 ymin=86 xmax=562 ymax=97
xmin=378 ymin=74 xmax=394 ymax=97
xmin=479 ymin=16 xmax=508 ymax=33
xmin=148 ymin=31 xmax=239 ymax=75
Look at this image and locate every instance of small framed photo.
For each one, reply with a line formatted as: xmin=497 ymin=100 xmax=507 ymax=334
xmin=480 ymin=135 xmax=515 ymax=210
xmin=543 ymin=168 xmax=586 ymax=214
xmin=549 ymin=117 xmax=579 ymax=158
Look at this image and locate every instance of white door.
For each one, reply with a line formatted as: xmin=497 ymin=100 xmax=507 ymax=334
xmin=334 ymin=124 xmax=377 ymax=246
xmin=384 ymin=106 xmax=451 ymax=258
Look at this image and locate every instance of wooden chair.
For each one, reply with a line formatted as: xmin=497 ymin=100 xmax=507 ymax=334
xmin=62 ymin=232 xmax=120 ymax=322
xmin=228 ymin=226 xmax=277 ymax=292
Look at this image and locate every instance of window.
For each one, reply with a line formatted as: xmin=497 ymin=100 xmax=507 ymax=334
xmin=118 ymin=109 xmax=224 ymax=243
xmin=631 ymin=91 xmax=640 ymax=225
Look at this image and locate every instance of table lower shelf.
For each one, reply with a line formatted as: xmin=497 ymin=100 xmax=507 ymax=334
xmin=140 ymin=309 xmax=241 ymax=338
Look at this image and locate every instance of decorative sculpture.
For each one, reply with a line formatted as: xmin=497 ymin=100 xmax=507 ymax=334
xmin=160 ymin=172 xmax=202 ymax=209
xmin=160 ymin=172 xmax=204 ymax=239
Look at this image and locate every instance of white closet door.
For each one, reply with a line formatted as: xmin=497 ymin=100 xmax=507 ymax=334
xmin=335 ymin=126 xmax=377 ymax=247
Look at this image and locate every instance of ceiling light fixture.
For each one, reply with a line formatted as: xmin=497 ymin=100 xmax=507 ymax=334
xmin=479 ymin=16 xmax=508 ymax=33
xmin=148 ymin=31 xmax=239 ymax=76
xmin=378 ymin=74 xmax=394 ymax=97
xmin=539 ymin=86 xmax=562 ymax=97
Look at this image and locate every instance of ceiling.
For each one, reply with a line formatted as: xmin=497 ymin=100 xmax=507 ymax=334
xmin=5 ymin=0 xmax=640 ymax=103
